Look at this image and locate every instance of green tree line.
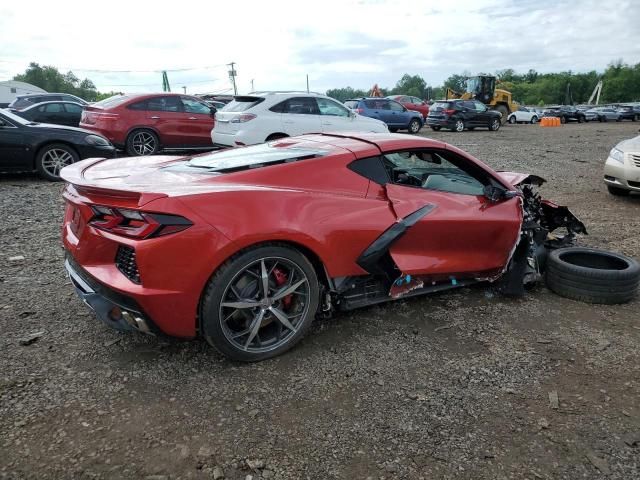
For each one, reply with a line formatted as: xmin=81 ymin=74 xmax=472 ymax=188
xmin=13 ymin=60 xmax=640 ymax=106
xmin=327 ymin=60 xmax=640 ymax=105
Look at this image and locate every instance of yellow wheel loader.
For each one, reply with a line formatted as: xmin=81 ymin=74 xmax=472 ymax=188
xmin=446 ymin=75 xmax=517 ymax=124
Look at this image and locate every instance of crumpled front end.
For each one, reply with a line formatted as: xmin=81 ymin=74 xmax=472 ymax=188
xmin=498 ymin=174 xmax=587 ymax=295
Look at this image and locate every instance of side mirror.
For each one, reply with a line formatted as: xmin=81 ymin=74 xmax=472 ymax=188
xmin=483 ymin=185 xmax=518 ymax=203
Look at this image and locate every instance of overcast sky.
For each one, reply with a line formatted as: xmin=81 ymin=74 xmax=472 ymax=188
xmin=1 ymin=0 xmax=639 ymax=95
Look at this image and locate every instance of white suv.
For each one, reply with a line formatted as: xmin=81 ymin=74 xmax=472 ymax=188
xmin=211 ymin=91 xmax=388 ymax=147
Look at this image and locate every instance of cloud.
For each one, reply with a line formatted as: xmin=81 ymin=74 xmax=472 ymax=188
xmin=0 ymin=0 xmax=638 ymax=95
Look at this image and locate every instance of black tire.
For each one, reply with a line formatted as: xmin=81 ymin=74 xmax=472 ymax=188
xmin=508 ymin=116 xmax=516 ymax=124
xmin=577 ymin=115 xmax=584 ymax=123
xmin=489 ymin=118 xmax=501 ymax=131
xmin=560 ymin=116 xmax=566 ymax=124
xmin=200 ymin=244 xmax=320 ymax=362
xmin=453 ymin=119 xmax=465 ymax=132
xmin=36 ymin=143 xmax=79 ymax=181
xmin=607 ymin=185 xmax=630 ymax=196
xmin=408 ymin=118 xmax=421 ymax=134
xmin=598 ymin=116 xmax=603 ymax=122
xmin=531 ymin=116 xmax=538 ymax=124
xmin=545 ymin=247 xmax=640 ymax=304
xmin=430 ymin=126 xmax=441 ymax=131
xmin=126 ymin=129 xmax=159 ymax=156
xmin=602 ymin=116 xmax=608 ymax=122
xmin=265 ymin=133 xmax=289 ymax=142
xmin=494 ymin=105 xmax=509 ymax=125
xmin=633 ymin=115 xmax=638 ymax=122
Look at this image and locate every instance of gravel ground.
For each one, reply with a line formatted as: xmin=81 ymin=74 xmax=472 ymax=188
xmin=1 ymin=122 xmax=640 ymax=480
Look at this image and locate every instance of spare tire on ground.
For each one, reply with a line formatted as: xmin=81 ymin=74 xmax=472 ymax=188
xmin=545 ymin=247 xmax=640 ymax=304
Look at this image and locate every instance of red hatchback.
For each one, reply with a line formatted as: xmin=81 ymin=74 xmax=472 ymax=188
xmin=387 ymin=95 xmax=430 ymax=119
xmin=60 ymin=132 xmax=586 ymax=361
xmin=79 ymin=93 xmax=215 ymax=156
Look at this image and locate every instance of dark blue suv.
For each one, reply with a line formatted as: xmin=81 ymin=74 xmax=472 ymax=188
xmin=344 ymin=98 xmax=423 ymax=133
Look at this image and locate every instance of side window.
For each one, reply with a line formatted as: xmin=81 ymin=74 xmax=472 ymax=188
xmin=461 ymin=101 xmax=475 ymax=110
xmin=182 ymin=97 xmax=211 ymax=114
xmin=128 ymin=100 xmax=148 ymax=111
xmin=411 ymin=97 xmax=423 ymax=104
xmin=269 ymin=101 xmax=287 ymax=113
xmin=44 ymin=103 xmax=64 ymax=113
xmin=316 ymin=98 xmax=350 ymax=117
xmin=381 ymin=150 xmax=487 ymax=196
xmin=147 ymin=96 xmax=183 ymax=112
xmin=282 ymin=97 xmax=318 ymax=115
xmin=473 ymin=101 xmax=487 ymax=112
xmin=64 ymin=103 xmax=83 ymax=113
xmin=389 ymin=101 xmax=404 ymax=112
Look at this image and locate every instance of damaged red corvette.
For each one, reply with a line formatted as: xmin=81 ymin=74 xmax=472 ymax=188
xmin=61 ymin=133 xmax=586 ymax=361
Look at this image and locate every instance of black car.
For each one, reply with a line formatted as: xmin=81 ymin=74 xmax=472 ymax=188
xmin=426 ymin=99 xmax=502 ymax=132
xmin=617 ymin=105 xmax=640 ymax=122
xmin=12 ymin=101 xmax=84 ymax=127
xmin=542 ymin=106 xmax=586 ymax=123
xmin=0 ymin=109 xmax=115 ymax=181
xmin=9 ymin=93 xmax=88 ymax=111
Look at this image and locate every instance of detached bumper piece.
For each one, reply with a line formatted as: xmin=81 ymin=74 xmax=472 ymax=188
xmin=65 ymin=257 xmax=155 ymax=335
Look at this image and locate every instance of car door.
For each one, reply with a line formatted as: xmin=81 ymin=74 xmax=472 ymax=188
xmin=461 ymin=101 xmax=479 ymax=125
xmin=281 ymin=97 xmax=322 ymax=136
xmin=62 ymin=102 xmax=83 ymax=127
xmin=0 ymin=116 xmax=30 ymax=169
xmin=180 ymin=96 xmax=215 ymax=146
xmin=388 ymin=100 xmax=408 ymax=127
xmin=316 ymin=97 xmax=354 ymax=132
xmin=363 ymin=99 xmax=389 ymax=123
xmin=379 ymin=149 xmax=522 ymax=278
xmin=146 ymin=96 xmax=186 ymax=146
xmin=472 ymin=101 xmax=493 ymax=126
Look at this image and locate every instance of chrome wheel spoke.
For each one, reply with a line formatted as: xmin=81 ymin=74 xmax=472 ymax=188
xmin=260 ymin=259 xmax=270 ymax=299
xmin=244 ymin=309 xmax=265 ymax=350
xmin=269 ymin=306 xmax=296 ymax=332
xmin=272 ymin=279 xmax=307 ymax=301
xmin=221 ymin=299 xmax=260 ymax=309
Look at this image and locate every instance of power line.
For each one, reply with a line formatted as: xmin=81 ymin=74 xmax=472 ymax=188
xmin=0 ymin=59 xmax=228 ymax=74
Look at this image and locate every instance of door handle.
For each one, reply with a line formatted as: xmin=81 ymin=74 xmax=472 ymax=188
xmin=188 ymin=117 xmax=197 ymax=120
xmin=150 ymin=116 xmax=160 ymax=119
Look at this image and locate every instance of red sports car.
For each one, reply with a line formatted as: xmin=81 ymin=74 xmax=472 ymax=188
xmin=61 ymin=133 xmax=585 ymax=361
xmin=79 ymin=93 xmax=215 ymax=156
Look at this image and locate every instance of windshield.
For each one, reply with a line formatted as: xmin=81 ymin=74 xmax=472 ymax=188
xmin=188 ymin=142 xmax=328 ymax=170
xmin=466 ymin=78 xmax=480 ymax=94
xmin=0 ymin=109 xmax=30 ymax=125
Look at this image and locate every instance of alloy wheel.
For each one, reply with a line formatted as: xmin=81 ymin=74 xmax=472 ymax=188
xmin=41 ymin=148 xmax=74 ymax=177
xmin=132 ymin=131 xmax=157 ymax=155
xmin=219 ymin=257 xmax=310 ymax=353
xmin=455 ymin=120 xmax=464 ymax=132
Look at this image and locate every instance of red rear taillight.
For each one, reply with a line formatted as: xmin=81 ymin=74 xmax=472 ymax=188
xmin=355 ymin=108 xmax=364 ymax=114
xmin=89 ymin=206 xmax=192 ymax=239
xmin=230 ymin=113 xmax=256 ymax=123
xmin=443 ymin=109 xmax=456 ymax=116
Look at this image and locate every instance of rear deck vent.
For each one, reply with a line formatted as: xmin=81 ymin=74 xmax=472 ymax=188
xmin=115 ymin=245 xmax=141 ymax=284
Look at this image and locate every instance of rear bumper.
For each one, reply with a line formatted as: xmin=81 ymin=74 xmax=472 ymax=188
xmin=426 ymin=117 xmax=454 ymax=127
xmin=65 ymin=257 xmax=156 ymax=334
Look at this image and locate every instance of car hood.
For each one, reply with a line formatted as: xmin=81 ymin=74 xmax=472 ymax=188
xmin=617 ymin=135 xmax=640 ymax=152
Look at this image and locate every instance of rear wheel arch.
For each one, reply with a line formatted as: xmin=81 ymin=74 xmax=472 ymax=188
xmin=126 ymin=126 xmax=162 ymax=144
xmin=197 ymin=239 xmax=331 ymax=332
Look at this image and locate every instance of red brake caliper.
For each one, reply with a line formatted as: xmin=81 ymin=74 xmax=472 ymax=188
xmin=272 ymin=267 xmax=292 ymax=308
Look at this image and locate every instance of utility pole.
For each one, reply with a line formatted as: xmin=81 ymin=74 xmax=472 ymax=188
xmin=306 ymin=74 xmax=309 ymax=93
xmin=228 ymin=62 xmax=238 ymax=96
xmin=182 ymin=86 xmax=186 ymax=94
xmin=250 ymin=79 xmax=254 ymax=92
